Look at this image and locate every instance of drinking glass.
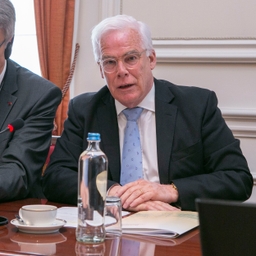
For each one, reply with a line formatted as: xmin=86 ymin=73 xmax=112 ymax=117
xmin=105 ymin=196 xmax=122 ymax=236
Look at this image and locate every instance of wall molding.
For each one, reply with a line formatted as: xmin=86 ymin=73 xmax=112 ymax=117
xmin=101 ymin=0 xmax=121 ymax=19
xmin=153 ymin=39 xmax=256 ymax=64
xmin=100 ymin=2 xmax=256 ymax=65
xmin=221 ymin=108 xmax=256 ymax=138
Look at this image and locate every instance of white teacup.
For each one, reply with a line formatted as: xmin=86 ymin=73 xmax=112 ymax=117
xmin=19 ymin=204 xmax=57 ymax=226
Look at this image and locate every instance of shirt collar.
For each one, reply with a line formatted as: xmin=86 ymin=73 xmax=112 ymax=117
xmin=115 ymin=83 xmax=155 ymax=115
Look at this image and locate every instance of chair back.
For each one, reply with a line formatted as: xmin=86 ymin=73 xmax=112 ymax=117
xmin=42 ymin=135 xmax=60 ymax=174
xmin=196 ymin=198 xmax=256 ymax=256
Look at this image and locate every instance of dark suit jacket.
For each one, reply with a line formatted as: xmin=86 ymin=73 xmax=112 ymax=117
xmin=42 ymin=78 xmax=253 ymax=210
xmin=0 ymin=59 xmax=62 ymax=201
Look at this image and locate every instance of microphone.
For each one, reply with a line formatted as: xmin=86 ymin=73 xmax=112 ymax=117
xmin=0 ymin=118 xmax=24 ymax=134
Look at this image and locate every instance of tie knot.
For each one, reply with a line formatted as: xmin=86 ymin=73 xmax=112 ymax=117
xmin=123 ymin=107 xmax=143 ymax=121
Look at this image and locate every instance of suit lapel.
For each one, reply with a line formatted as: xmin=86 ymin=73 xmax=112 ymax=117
xmin=95 ymin=80 xmax=177 ymax=184
xmin=97 ymin=93 xmax=121 ymax=182
xmin=0 ymin=60 xmax=18 ymax=129
xmin=155 ymin=79 xmax=177 ymax=184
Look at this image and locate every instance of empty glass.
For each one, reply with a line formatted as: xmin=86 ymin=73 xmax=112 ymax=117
xmin=104 ymin=197 xmax=122 ymax=237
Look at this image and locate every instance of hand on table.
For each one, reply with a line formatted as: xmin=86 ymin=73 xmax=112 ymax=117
xmin=108 ymin=179 xmax=180 ymax=211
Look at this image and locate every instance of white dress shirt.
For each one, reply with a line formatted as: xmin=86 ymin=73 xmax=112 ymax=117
xmin=115 ymin=84 xmax=160 ymax=183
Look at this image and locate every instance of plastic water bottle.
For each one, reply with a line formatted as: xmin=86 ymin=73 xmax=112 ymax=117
xmin=76 ymin=133 xmax=108 ymax=243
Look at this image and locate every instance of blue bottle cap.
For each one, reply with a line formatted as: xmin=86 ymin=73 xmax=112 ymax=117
xmin=87 ymin=133 xmax=100 ymax=141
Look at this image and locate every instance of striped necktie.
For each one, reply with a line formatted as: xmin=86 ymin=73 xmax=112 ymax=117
xmin=120 ymin=107 xmax=143 ymax=185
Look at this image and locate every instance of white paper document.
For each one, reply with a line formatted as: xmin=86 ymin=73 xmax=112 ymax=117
xmin=57 ymin=207 xmax=78 ymax=227
xmin=56 ymin=207 xmax=130 ymax=228
xmin=57 ymin=207 xmax=198 ymax=238
xmin=122 ymin=211 xmax=199 ymax=238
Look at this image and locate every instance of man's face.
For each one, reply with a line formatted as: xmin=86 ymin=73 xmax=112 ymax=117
xmin=0 ymin=29 xmax=6 ymax=73
xmin=99 ymin=29 xmax=156 ymax=108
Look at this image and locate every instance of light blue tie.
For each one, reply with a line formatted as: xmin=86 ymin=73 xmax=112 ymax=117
xmin=120 ymin=107 xmax=143 ymax=185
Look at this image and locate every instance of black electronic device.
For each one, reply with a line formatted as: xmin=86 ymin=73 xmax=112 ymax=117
xmin=196 ymin=198 xmax=256 ymax=256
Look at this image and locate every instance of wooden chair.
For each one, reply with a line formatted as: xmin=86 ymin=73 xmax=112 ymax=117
xmin=42 ymin=135 xmax=60 ymax=175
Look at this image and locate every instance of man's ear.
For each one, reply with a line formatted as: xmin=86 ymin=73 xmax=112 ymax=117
xmin=5 ymin=36 xmax=14 ymax=60
xmin=149 ymin=49 xmax=157 ymax=70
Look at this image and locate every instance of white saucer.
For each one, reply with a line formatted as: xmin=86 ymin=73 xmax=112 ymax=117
xmin=11 ymin=218 xmax=67 ymax=234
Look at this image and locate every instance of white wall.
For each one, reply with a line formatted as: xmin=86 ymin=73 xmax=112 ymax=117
xmin=72 ymin=0 xmax=256 ymax=197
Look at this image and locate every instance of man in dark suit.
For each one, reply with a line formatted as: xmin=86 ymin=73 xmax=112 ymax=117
xmin=0 ymin=0 xmax=62 ymax=201
xmin=42 ymin=14 xmax=253 ymax=211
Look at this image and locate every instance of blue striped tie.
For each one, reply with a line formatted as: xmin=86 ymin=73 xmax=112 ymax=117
xmin=120 ymin=107 xmax=143 ymax=185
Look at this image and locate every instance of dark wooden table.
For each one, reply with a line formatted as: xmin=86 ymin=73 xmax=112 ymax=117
xmin=0 ymin=198 xmax=202 ymax=256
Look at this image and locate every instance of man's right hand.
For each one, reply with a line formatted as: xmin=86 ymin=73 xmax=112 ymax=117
xmin=108 ymin=183 xmax=180 ymax=212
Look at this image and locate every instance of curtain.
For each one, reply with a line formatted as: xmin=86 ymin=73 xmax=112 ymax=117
xmin=34 ymin=0 xmax=75 ymax=135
